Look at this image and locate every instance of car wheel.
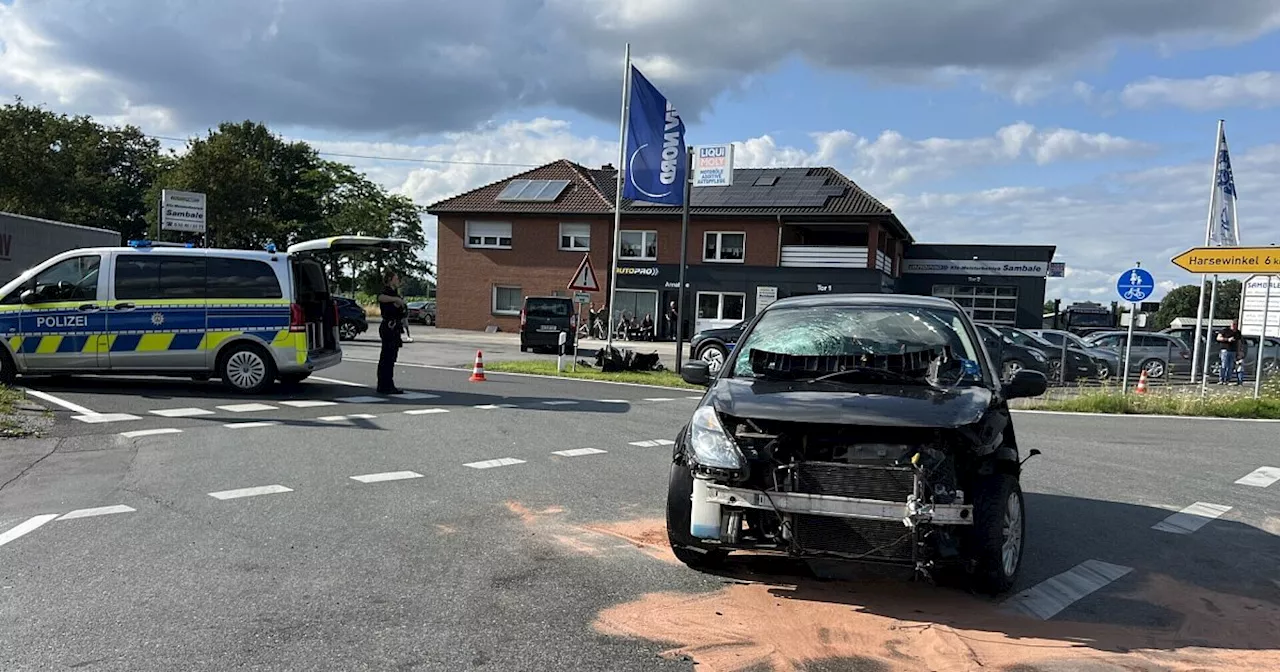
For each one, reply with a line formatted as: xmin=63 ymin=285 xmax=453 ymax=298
xmin=339 ymin=321 xmax=358 ymax=341
xmin=1001 ymin=359 xmax=1023 ymax=381
xmin=666 ymin=460 xmax=728 ymax=570
xmin=1141 ymin=358 xmax=1166 ymax=379
xmin=520 ymin=344 xmax=529 ymax=353
xmin=967 ymin=473 xmax=1025 ymax=595
xmin=1046 ymin=359 xmax=1063 ymax=384
xmin=697 ymin=343 xmax=728 ymax=375
xmin=0 ymin=348 xmax=16 ymax=385
xmin=218 ymin=344 xmax=276 ymax=394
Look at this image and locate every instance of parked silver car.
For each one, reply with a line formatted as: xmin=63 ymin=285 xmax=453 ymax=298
xmin=1082 ymin=331 xmax=1191 ymax=379
xmin=1160 ymin=327 xmax=1280 ymax=378
xmin=1029 ymin=328 xmax=1120 ymax=379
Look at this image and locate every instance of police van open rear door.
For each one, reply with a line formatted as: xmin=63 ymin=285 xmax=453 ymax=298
xmin=286 ymin=237 xmax=412 ymax=353
xmin=286 ymin=236 xmax=412 ymax=256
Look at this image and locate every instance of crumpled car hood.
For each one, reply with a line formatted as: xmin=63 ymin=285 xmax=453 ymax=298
xmin=707 ymin=377 xmax=995 ymax=429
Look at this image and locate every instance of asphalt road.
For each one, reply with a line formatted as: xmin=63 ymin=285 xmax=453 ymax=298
xmin=1 ymin=359 xmax=1278 ymax=671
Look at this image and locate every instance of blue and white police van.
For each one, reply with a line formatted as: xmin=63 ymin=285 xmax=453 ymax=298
xmin=0 ymin=236 xmax=407 ymax=393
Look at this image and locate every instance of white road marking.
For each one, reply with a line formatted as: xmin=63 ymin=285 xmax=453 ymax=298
xmin=120 ymin=428 xmax=183 ymax=438
xmin=342 ymin=358 xmax=697 ymax=391
xmin=310 ymin=375 xmax=368 ymax=388
xmin=350 ymin=471 xmax=424 ymax=484
xmin=151 ymin=407 xmax=214 ymax=418
xmin=217 ymin=403 xmax=277 ymax=413
xmin=208 ymin=484 xmax=293 ymax=500
xmin=404 ymin=408 xmax=449 ymax=415
xmin=224 ymin=421 xmax=281 ymax=429
xmin=463 ymin=457 xmax=526 ymax=469
xmin=644 ymin=397 xmax=676 ymax=402
xmin=552 ymin=448 xmax=607 ymax=457
xmin=22 ymin=388 xmax=96 ymax=414
xmin=72 ymin=413 xmax=141 ymax=424
xmin=336 ymin=395 xmax=388 ymax=404
xmin=1011 ymin=409 xmax=1280 ymax=423
xmin=630 ymin=440 xmax=661 ymax=447
xmin=1152 ymin=502 xmax=1232 ymax=534
xmin=57 ymin=505 xmax=135 ymax=521
xmin=541 ymin=400 xmax=579 ymax=406
xmin=1003 ymin=559 xmax=1133 ymax=620
xmin=684 ymin=395 xmax=704 ymax=400
xmin=598 ymin=400 xmax=628 ymax=404
xmin=474 ymin=404 xmax=516 ymax=410
xmin=0 ymin=514 xmax=59 ymax=548
xmin=279 ymin=400 xmax=339 ymax=408
xmin=317 ymin=414 xmax=378 ymax=422
xmin=396 ymin=391 xmax=440 ymax=400
xmin=1235 ymin=466 xmax=1280 ymax=488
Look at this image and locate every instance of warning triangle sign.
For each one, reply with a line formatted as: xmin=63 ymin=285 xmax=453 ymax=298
xmin=568 ymin=254 xmax=600 ymax=292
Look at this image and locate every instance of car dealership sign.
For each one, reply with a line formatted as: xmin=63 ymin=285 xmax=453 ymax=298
xmin=903 ymin=259 xmax=1049 ymax=277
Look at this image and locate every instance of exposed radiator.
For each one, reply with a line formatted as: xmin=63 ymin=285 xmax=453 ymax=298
xmin=794 ymin=461 xmax=915 ymax=502
xmin=792 ymin=515 xmax=913 ymax=560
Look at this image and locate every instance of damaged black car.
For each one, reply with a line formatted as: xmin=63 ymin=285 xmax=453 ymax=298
xmin=666 ymin=294 xmax=1047 ymax=594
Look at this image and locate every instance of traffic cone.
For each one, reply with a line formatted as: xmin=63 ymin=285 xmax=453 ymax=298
xmin=1135 ymin=369 xmax=1148 ymax=394
xmin=469 ymin=350 xmax=487 ymax=382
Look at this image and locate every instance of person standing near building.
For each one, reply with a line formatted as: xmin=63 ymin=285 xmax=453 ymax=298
xmin=1215 ymin=320 xmax=1242 ymax=385
xmin=377 ymin=272 xmax=407 ymax=394
xmin=665 ymin=301 xmax=678 ymax=341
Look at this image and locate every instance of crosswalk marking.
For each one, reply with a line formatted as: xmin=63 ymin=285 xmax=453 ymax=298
xmin=151 ymin=407 xmax=214 ymax=418
xmin=1152 ymin=502 xmax=1232 ymax=534
xmin=552 ymin=448 xmax=607 ymax=457
xmin=350 ymin=471 xmax=424 ymax=483
xmin=463 ymin=458 xmax=525 ymax=470
xmin=403 ymin=408 xmax=449 ymax=415
xmin=72 ymin=413 xmax=141 ymax=424
xmin=1235 ymin=466 xmax=1280 ymax=488
xmin=224 ymin=421 xmax=281 ymax=430
xmin=57 ymin=505 xmax=135 ymax=521
xmin=336 ymin=396 xmax=388 ymax=404
xmin=208 ymin=485 xmax=293 ymax=500
xmin=279 ymin=400 xmax=339 ymax=408
xmin=629 ymin=439 xmax=676 ymax=447
xmin=120 ymin=428 xmax=183 ymax=438
xmin=1003 ymin=559 xmax=1133 ymax=620
xmin=317 ymin=414 xmax=378 ymax=422
xmin=217 ymin=403 xmax=277 ymax=413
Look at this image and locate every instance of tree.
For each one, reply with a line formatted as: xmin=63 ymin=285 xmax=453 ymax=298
xmin=0 ymin=97 xmax=161 ymax=239
xmin=1151 ymin=279 xmax=1242 ymax=330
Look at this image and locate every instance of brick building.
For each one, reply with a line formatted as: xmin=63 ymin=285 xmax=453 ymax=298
xmin=427 ymin=159 xmax=1055 ymax=333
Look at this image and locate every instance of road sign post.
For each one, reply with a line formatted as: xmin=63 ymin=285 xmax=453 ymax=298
xmin=1200 ymin=279 xmax=1219 ymax=399
xmin=567 ymin=256 xmax=600 ymax=372
xmin=1242 ymin=274 xmax=1280 ymax=398
xmin=1254 ymin=280 xmax=1272 ymax=398
xmin=1116 ymin=265 xmax=1155 ymax=394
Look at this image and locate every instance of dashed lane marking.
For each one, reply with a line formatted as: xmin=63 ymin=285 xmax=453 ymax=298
xmin=224 ymin=421 xmax=281 ymax=430
xmin=120 ymin=428 xmax=183 ymax=439
xmin=541 ymin=400 xmax=579 ymax=406
xmin=72 ymin=413 xmax=141 ymax=424
xmin=57 ymin=505 xmax=135 ymax=521
xmin=208 ymin=485 xmax=293 ymax=500
xmin=552 ymin=448 xmax=607 ymax=457
xmin=629 ymin=439 xmax=677 ymax=447
xmin=309 ymin=375 xmax=368 ymax=388
xmin=317 ymin=414 xmax=378 ymax=422
xmin=396 ymin=391 xmax=440 ymax=400
xmin=1152 ymin=502 xmax=1233 ymax=534
xmin=598 ymin=400 xmax=629 ymax=404
xmin=217 ymin=403 xmax=277 ymax=413
xmin=350 ymin=471 xmax=424 ymax=484
xmin=644 ymin=397 xmax=676 ymax=402
xmin=151 ymin=407 xmax=214 ymax=418
xmin=684 ymin=395 xmax=703 ymax=400
xmin=22 ymin=388 xmax=96 ymax=415
xmin=0 ymin=514 xmax=59 ymax=549
xmin=336 ymin=395 xmax=388 ymax=404
xmin=1003 ymin=559 xmax=1133 ymax=620
xmin=279 ymin=400 xmax=339 ymax=408
xmin=474 ymin=404 xmax=517 ymax=410
xmin=1235 ymin=466 xmax=1280 ymax=488
xmin=404 ymin=408 xmax=449 ymax=415
xmin=463 ymin=458 xmax=526 ymax=470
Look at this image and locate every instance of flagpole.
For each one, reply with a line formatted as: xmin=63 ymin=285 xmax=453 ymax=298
xmin=1189 ymin=119 xmax=1224 ymax=384
xmin=606 ymin=43 xmax=631 ymax=351
xmin=1201 ymin=276 xmax=1219 ymax=398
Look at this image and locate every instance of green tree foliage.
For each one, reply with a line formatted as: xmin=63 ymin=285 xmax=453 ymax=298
xmin=0 ymin=97 xmax=161 ymax=239
xmin=1151 ymin=279 xmax=1242 ymax=330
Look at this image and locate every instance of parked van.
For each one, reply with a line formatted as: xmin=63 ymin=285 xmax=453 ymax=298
xmin=519 ymin=296 xmax=576 ymax=353
xmin=0 ymin=236 xmax=407 ymax=393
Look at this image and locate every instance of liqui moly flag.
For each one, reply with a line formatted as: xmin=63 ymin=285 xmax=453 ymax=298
xmin=1210 ymin=125 xmax=1239 ymax=247
xmin=622 ymin=66 xmax=686 ymax=206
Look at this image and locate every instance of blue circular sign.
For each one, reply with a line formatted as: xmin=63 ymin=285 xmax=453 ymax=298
xmin=1116 ymin=268 xmax=1156 ymax=303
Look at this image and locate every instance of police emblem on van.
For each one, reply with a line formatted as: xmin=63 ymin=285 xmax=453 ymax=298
xmin=151 ymin=312 xmax=165 ymax=326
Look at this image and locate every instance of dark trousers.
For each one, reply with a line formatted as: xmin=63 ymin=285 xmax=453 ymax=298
xmin=378 ymin=324 xmax=401 ymax=390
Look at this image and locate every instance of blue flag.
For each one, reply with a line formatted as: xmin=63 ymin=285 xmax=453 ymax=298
xmin=622 ymin=66 xmax=686 ymax=206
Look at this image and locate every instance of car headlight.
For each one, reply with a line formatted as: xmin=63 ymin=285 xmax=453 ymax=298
xmin=688 ymin=406 xmax=743 ymax=470
xmin=1030 ymin=350 xmax=1046 ymax=362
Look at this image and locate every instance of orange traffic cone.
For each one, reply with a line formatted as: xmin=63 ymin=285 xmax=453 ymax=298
xmin=1135 ymin=369 xmax=1148 ymax=394
xmin=469 ymin=350 xmax=487 ymax=382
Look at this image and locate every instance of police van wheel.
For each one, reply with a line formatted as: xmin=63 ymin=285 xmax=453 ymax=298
xmin=0 ymin=349 xmax=15 ymax=385
xmin=218 ymin=344 xmax=276 ymax=394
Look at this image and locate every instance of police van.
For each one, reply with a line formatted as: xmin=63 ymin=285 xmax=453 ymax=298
xmin=0 ymin=236 xmax=407 ymax=393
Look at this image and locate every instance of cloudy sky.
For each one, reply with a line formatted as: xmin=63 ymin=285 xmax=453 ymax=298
xmin=3 ymin=0 xmax=1280 ymax=301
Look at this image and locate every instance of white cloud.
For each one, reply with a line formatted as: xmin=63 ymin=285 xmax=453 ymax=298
xmin=1121 ymin=71 xmax=1280 ymax=110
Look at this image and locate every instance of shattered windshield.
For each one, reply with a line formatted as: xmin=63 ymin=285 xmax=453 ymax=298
xmin=729 ymin=305 xmax=987 ymax=385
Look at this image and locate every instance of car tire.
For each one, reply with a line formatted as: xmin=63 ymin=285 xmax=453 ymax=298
xmin=966 ymin=473 xmax=1025 ymax=596
xmin=520 ymin=344 xmax=529 ymax=353
xmin=666 ymin=460 xmax=728 ymax=570
xmin=1140 ymin=358 xmax=1166 ymax=379
xmin=217 ymin=343 xmax=277 ymax=394
xmin=279 ymin=373 xmax=311 ymax=386
xmin=339 ymin=321 xmax=359 ymax=341
xmin=696 ymin=343 xmax=728 ymax=375
xmin=0 ymin=348 xmax=16 ymax=385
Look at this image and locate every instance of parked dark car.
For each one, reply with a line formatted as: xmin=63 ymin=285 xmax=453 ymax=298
xmin=988 ymin=324 xmax=1101 ymax=383
xmin=1029 ymin=328 xmax=1120 ymax=379
xmin=1083 ymin=331 xmax=1190 ymax=378
xmin=688 ymin=321 xmax=745 ymax=374
xmin=334 ymin=296 xmax=368 ymax=341
xmin=670 ymin=294 xmax=1047 ymax=594
xmin=407 ymin=300 xmax=436 ymax=325
xmin=519 ymin=296 xmax=576 ymax=353
xmin=975 ymin=324 xmax=1050 ymax=382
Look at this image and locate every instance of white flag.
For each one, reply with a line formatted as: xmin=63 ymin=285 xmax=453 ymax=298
xmin=1209 ymin=125 xmax=1239 ymax=247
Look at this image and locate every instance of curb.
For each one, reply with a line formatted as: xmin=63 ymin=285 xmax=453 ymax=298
xmin=343 ymin=357 xmax=700 ymax=392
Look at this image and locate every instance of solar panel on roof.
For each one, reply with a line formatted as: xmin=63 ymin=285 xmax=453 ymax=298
xmin=496 ymin=179 xmax=533 ymax=201
xmin=531 ymin=179 xmax=570 ymax=201
xmin=495 ymin=179 xmax=571 ymax=202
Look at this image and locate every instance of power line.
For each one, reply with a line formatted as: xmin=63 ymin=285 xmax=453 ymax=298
xmin=148 ymin=134 xmax=542 ymax=168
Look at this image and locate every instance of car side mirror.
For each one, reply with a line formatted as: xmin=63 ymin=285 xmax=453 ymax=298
xmin=1003 ymin=369 xmax=1048 ymax=399
xmin=681 ymin=361 xmax=712 ymax=387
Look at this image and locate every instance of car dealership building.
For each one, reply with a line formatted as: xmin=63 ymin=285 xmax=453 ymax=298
xmin=427 ymin=160 xmax=1056 ymax=334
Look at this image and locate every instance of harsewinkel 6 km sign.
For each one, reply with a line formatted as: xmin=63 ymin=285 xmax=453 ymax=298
xmin=1171 ymin=247 xmax=1280 ymax=274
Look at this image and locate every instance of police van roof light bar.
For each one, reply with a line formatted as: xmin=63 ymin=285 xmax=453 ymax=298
xmin=127 ymin=240 xmax=196 ymax=248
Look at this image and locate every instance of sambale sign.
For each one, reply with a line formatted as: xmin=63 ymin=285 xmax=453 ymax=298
xmin=160 ymin=190 xmax=207 ymax=233
xmin=692 ymin=144 xmax=734 ymax=188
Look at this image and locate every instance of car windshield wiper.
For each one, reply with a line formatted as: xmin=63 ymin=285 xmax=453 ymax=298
xmin=803 ymin=367 xmax=930 ymax=386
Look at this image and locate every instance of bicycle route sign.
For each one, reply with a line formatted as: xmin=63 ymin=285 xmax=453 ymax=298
xmin=1116 ymin=267 xmax=1155 ymax=303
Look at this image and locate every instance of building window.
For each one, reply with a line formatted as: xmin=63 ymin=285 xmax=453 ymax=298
xmin=696 ymin=292 xmax=746 ymax=322
xmin=493 ymin=285 xmax=522 ymax=315
xmin=704 ymin=232 xmax=745 ymax=263
xmin=620 ymin=230 xmax=657 ymax=260
xmin=932 ymin=284 xmax=1018 ymax=326
xmin=559 ymin=223 xmax=590 ymax=251
xmin=467 ymin=221 xmax=513 ymax=249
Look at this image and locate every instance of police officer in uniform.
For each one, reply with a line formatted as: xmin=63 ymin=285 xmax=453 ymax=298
xmin=377 ymin=272 xmax=407 ymax=394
